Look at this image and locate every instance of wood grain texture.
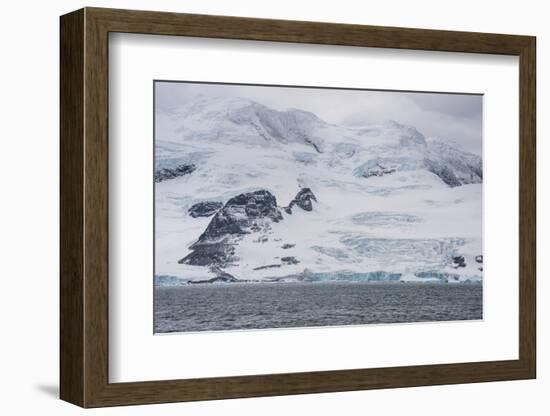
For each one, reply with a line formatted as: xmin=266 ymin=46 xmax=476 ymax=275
xmin=83 ymin=10 xmax=110 ymax=406
xmin=59 ymin=7 xmax=537 ymax=408
xmin=59 ymin=8 xmax=85 ymax=407
xmin=518 ymin=38 xmax=536 ymax=375
xmin=88 ymin=7 xmax=533 ymax=54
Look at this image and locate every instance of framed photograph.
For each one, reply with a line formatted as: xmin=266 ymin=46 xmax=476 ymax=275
xmin=60 ymin=7 xmax=536 ymax=407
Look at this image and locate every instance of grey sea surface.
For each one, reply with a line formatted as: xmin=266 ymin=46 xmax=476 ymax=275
xmin=154 ymin=281 xmax=482 ymax=333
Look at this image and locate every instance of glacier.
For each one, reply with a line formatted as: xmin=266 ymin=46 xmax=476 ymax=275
xmin=154 ymin=96 xmax=483 ymax=285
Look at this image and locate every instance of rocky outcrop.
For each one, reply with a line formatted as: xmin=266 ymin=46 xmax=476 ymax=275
xmin=360 ymin=163 xmax=397 ymax=178
xmin=187 ymin=270 xmax=239 ymax=284
xmin=198 ymin=190 xmax=282 ymax=241
xmin=424 ymin=159 xmax=463 ymax=187
xmin=179 ymin=242 xmax=235 ymax=267
xmin=188 ymin=201 xmax=223 ymax=218
xmin=352 ymin=139 xmax=482 ymax=188
xmin=425 ymin=140 xmax=482 ymax=187
xmin=285 ymin=188 xmax=317 ymax=214
xmin=253 ymin=256 xmax=299 ymax=271
xmin=451 ymin=255 xmax=466 ymax=268
xmin=281 ymin=256 xmax=300 ymax=265
xmin=155 ymin=164 xmax=196 ymax=183
xmin=353 ymin=157 xmax=416 ymax=180
xmin=179 ymin=190 xmax=283 ymax=267
xmin=475 ymin=254 xmax=483 ymax=271
xmin=253 ymin=264 xmax=281 ymax=271
xmin=179 ymin=188 xmax=317 ymax=274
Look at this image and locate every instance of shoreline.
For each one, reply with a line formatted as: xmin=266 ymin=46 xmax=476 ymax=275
xmin=154 ymin=278 xmax=483 ymax=288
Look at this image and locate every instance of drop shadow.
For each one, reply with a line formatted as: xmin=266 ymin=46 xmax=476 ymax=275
xmin=35 ymin=384 xmax=59 ymax=399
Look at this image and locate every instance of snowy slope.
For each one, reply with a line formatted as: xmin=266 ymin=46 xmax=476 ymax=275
xmin=154 ymin=96 xmax=483 ymax=284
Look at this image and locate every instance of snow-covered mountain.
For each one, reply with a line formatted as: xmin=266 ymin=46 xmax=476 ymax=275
xmin=154 ymin=96 xmax=483 ymax=284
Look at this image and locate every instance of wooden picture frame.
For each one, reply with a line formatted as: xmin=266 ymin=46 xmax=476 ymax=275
xmin=60 ymin=7 xmax=536 ymax=408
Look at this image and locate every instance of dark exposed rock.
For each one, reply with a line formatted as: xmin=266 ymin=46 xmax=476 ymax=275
xmin=475 ymin=255 xmax=483 ymax=271
xmin=179 ymin=190 xmax=283 ymax=267
xmin=281 ymin=256 xmax=300 ymax=265
xmin=304 ymin=136 xmax=322 ymax=153
xmin=254 ymin=256 xmax=299 ymax=271
xmin=155 ymin=164 xmax=196 ymax=183
xmin=285 ymin=188 xmax=317 ymax=214
xmin=281 ymin=243 xmax=295 ymax=249
xmin=185 ymin=267 xmax=238 ymax=284
xmin=253 ymin=234 xmax=268 ymax=243
xmin=451 ymin=255 xmax=466 ymax=268
xmin=424 ymin=159 xmax=462 ymax=187
xmin=253 ymin=264 xmax=281 ymax=271
xmin=178 ymin=243 xmax=236 ymax=266
xmin=187 ymin=275 xmax=239 ymax=284
xmin=198 ymin=190 xmax=282 ymax=241
xmin=426 ymin=140 xmax=483 ymax=186
xmin=211 ymin=267 xmax=238 ymax=280
xmin=361 ymin=163 xmax=397 ymax=178
xmin=188 ymin=201 xmax=223 ymax=218
xmin=353 ymin=158 xmax=401 ymax=179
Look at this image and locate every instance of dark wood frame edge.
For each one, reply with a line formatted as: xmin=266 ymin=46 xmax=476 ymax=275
xmin=60 ymin=7 xmax=536 ymax=408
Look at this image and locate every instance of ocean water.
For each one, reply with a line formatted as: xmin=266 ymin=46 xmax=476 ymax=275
xmin=154 ymin=282 xmax=482 ymax=333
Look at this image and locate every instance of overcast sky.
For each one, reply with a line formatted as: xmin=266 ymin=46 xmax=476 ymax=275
xmin=156 ymin=81 xmax=482 ymax=155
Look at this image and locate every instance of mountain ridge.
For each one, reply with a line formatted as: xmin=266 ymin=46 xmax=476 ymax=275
xmin=154 ymin=95 xmax=483 ymax=284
